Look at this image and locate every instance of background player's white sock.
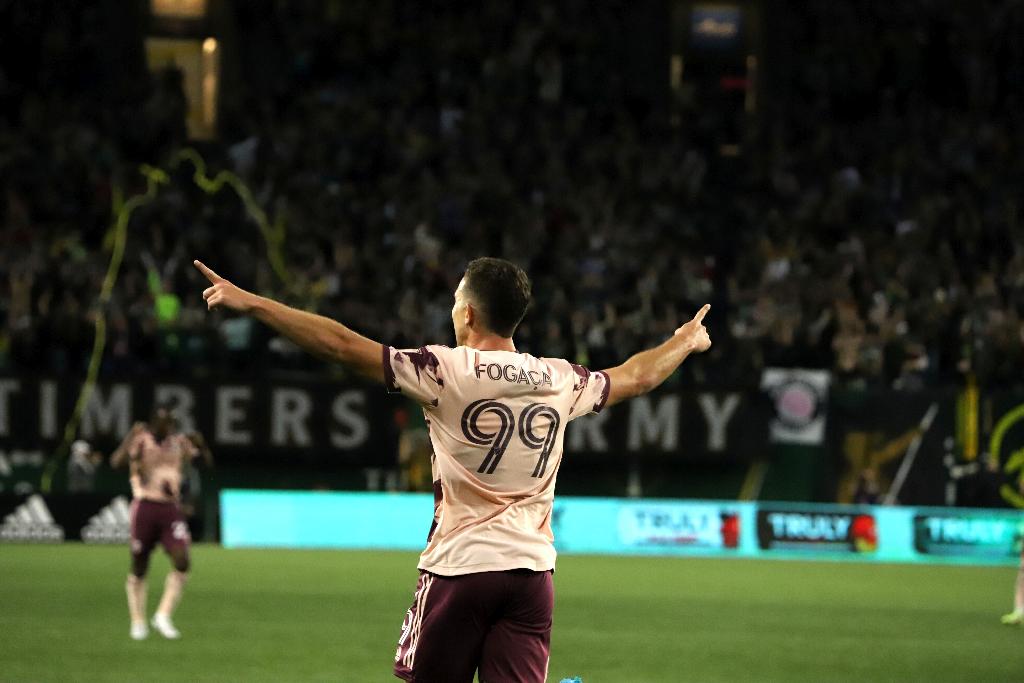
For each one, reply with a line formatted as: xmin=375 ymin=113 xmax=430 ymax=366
xmin=1014 ymin=569 xmax=1024 ymax=613
xmin=156 ymin=570 xmax=188 ymax=617
xmin=125 ymin=574 xmax=147 ymax=625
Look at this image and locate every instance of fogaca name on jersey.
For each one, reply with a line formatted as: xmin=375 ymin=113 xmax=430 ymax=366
xmin=474 ymin=361 xmax=552 ymax=388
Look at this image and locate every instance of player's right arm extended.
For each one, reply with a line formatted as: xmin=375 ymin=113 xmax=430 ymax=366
xmin=192 ymin=260 xmax=384 ymax=383
xmin=602 ymin=304 xmax=711 ymax=408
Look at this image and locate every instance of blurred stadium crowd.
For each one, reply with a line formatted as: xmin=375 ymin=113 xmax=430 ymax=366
xmin=2 ymin=1 xmax=1023 ymax=388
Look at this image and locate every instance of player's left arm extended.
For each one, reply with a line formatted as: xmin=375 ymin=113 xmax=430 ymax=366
xmin=602 ymin=304 xmax=711 ymax=408
xmin=193 ymin=260 xmax=384 ymax=383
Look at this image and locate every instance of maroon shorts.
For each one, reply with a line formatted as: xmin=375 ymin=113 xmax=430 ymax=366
xmin=393 ymin=569 xmax=553 ymax=683
xmin=129 ymin=499 xmax=191 ymax=556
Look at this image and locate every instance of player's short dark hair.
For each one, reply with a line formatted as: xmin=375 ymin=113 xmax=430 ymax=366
xmin=463 ymin=257 xmax=531 ymax=338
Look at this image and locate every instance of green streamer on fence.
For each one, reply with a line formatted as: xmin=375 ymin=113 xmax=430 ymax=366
xmin=40 ymin=150 xmax=290 ymax=492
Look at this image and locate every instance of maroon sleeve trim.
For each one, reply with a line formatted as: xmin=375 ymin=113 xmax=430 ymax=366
xmin=594 ymin=370 xmax=611 ymax=413
xmin=383 ymin=344 xmax=401 ymax=394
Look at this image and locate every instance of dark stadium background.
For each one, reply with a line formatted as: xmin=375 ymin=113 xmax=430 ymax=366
xmin=3 ymin=0 xmax=1023 ymax=514
xmin=3 ymin=2 xmax=1024 ymax=681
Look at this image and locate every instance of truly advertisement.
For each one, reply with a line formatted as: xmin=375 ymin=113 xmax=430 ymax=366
xmin=218 ymin=492 xmax=1020 ymax=566
xmin=757 ymin=508 xmax=877 ymax=554
xmin=617 ymin=503 xmax=739 ymax=549
xmin=913 ymin=514 xmax=1023 ymax=558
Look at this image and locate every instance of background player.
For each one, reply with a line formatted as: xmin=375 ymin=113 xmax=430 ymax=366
xmin=1001 ymin=567 xmax=1024 ymax=625
xmin=1001 ymin=478 xmax=1024 ymax=625
xmin=194 ymin=256 xmax=710 ymax=681
xmin=110 ymin=406 xmax=210 ymax=640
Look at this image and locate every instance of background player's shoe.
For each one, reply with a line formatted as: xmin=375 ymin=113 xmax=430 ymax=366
xmin=1000 ymin=610 xmax=1023 ymax=625
xmin=130 ymin=621 xmax=149 ymax=640
xmin=151 ymin=613 xmax=181 ymax=639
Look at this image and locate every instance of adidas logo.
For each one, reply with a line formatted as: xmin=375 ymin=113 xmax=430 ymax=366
xmin=0 ymin=494 xmax=65 ymax=542
xmin=81 ymin=496 xmax=131 ymax=544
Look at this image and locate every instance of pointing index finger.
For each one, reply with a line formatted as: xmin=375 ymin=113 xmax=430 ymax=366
xmin=193 ymin=259 xmax=223 ymax=284
xmin=693 ymin=304 xmax=711 ymax=323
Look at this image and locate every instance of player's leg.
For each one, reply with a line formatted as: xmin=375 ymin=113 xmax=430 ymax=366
xmin=1001 ymin=563 xmax=1024 ymax=625
xmin=393 ymin=571 xmax=497 ymax=682
xmin=126 ymin=554 xmax=152 ymax=640
xmin=478 ymin=570 xmax=554 ymax=683
xmin=152 ymin=507 xmax=192 ymax=639
xmin=127 ymin=500 xmax=158 ymax=640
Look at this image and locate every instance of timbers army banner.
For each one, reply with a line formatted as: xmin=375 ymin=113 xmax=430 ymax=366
xmin=564 ymin=389 xmax=769 ymax=461
xmin=0 ymin=377 xmax=771 ymax=473
xmin=0 ymin=376 xmax=402 ymax=472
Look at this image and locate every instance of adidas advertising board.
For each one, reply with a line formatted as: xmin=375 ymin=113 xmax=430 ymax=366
xmin=0 ymin=494 xmax=134 ymax=544
xmin=0 ymin=494 xmax=64 ymax=541
xmin=81 ymin=496 xmax=132 ymax=543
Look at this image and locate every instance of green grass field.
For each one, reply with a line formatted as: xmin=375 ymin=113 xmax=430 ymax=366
xmin=1 ymin=545 xmax=1023 ymax=682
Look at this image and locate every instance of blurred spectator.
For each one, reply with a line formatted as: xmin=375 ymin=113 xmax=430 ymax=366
xmin=853 ymin=468 xmax=881 ymax=505
xmin=67 ymin=440 xmax=103 ymax=493
xmin=958 ymin=454 xmax=1007 ymax=508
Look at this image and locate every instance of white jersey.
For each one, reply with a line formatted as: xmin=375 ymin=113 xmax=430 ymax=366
xmin=384 ymin=344 xmax=610 ymax=575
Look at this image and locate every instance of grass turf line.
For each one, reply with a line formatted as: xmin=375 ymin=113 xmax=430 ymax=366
xmin=1 ymin=545 xmax=1022 ymax=682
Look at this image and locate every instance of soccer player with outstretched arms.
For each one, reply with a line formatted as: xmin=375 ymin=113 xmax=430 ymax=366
xmin=194 ymin=256 xmax=711 ymax=682
xmin=110 ymin=406 xmax=211 ymax=640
